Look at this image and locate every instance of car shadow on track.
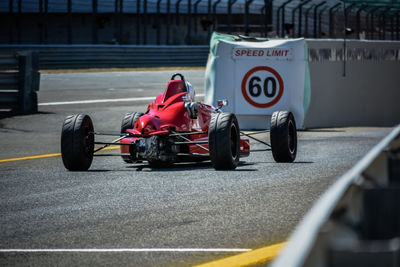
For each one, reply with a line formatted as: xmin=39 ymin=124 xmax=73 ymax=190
xmin=85 ymin=161 xmax=311 ymax=172
xmin=86 ymin=169 xmax=114 ymax=172
xmin=240 ymin=161 xmax=314 ymax=164
xmin=299 ymin=129 xmax=345 ymax=133
xmin=123 ymin=160 xmax=257 ymax=172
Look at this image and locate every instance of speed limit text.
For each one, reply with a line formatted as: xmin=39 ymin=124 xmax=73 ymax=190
xmin=234 ymin=49 xmax=290 ymax=57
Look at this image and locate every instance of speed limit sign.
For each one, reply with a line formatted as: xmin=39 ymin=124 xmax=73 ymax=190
xmin=241 ymin=66 xmax=284 ymax=108
xmin=204 ymin=36 xmax=308 ymax=128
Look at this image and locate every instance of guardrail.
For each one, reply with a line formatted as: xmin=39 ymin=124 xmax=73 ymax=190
xmin=0 ymin=51 xmax=40 ymax=113
xmin=0 ymin=45 xmax=210 ymax=69
xmin=272 ymin=124 xmax=400 ymax=267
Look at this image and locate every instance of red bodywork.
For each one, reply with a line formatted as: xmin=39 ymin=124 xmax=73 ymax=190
xmin=120 ymin=80 xmax=249 ymax=159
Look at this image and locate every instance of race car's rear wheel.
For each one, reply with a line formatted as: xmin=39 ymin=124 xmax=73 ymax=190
xmin=270 ymin=111 xmax=297 ymax=162
xmin=208 ymin=113 xmax=240 ymax=170
xmin=120 ymin=112 xmax=143 ymax=163
xmin=61 ymin=114 xmax=94 ymax=171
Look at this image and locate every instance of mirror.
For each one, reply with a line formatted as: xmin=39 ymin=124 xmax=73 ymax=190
xmin=217 ymin=99 xmax=228 ymax=107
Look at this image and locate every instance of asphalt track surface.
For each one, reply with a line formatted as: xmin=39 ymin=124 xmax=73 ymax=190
xmin=0 ymin=70 xmax=392 ymax=267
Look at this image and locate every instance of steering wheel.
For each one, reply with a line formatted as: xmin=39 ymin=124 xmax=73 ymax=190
xmin=170 ymin=73 xmax=187 ymax=91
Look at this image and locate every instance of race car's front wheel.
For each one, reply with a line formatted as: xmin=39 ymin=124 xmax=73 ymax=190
xmin=120 ymin=112 xmax=143 ymax=163
xmin=209 ymin=113 xmax=240 ymax=170
xmin=270 ymin=111 xmax=297 ymax=162
xmin=61 ymin=114 xmax=94 ymax=171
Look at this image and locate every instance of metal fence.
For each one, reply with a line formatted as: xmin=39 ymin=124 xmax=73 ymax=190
xmin=0 ymin=45 xmax=209 ymax=69
xmin=2 ymin=0 xmax=400 ymax=45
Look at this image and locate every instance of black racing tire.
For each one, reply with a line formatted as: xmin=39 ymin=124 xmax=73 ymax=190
xmin=121 ymin=112 xmax=143 ymax=135
xmin=270 ymin=111 xmax=297 ymax=162
xmin=61 ymin=114 xmax=94 ymax=171
xmin=120 ymin=112 xmax=143 ymax=163
xmin=208 ymin=113 xmax=240 ymax=170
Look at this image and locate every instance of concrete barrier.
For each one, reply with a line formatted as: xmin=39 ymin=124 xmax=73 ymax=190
xmin=305 ymin=39 xmax=400 ymax=128
xmin=205 ymin=38 xmax=400 ymax=129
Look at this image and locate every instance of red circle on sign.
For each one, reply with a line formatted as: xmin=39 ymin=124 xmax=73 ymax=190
xmin=241 ymin=66 xmax=284 ymax=108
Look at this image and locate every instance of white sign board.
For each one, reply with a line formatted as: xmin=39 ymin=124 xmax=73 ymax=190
xmin=205 ymin=35 xmax=310 ymax=129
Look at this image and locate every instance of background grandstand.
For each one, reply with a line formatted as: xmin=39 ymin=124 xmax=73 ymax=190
xmin=1 ymin=0 xmax=399 ymax=44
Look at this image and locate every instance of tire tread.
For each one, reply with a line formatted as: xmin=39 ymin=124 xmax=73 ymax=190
xmin=270 ymin=111 xmax=297 ymax=162
xmin=61 ymin=114 xmax=94 ymax=171
xmin=209 ymin=113 xmax=240 ymax=170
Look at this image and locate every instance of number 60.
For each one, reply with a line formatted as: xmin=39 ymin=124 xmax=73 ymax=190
xmin=248 ymin=76 xmax=277 ymax=98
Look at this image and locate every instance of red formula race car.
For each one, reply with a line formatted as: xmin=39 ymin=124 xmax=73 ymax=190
xmin=61 ymin=73 xmax=297 ymax=171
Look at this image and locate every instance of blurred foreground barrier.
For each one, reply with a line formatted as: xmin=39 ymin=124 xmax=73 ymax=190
xmin=0 ymin=45 xmax=209 ymax=69
xmin=273 ymin=124 xmax=400 ymax=267
xmin=0 ymin=51 xmax=40 ymax=113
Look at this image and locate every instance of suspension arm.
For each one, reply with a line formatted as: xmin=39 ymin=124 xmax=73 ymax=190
xmin=240 ymin=131 xmax=271 ymax=147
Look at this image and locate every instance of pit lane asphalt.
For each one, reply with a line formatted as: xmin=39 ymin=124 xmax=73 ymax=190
xmin=0 ymin=70 xmax=392 ymax=267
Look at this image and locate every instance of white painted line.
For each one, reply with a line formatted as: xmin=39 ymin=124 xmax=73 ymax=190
xmin=39 ymin=94 xmax=205 ymax=106
xmin=39 ymin=97 xmax=156 ymax=106
xmin=0 ymin=248 xmax=251 ymax=253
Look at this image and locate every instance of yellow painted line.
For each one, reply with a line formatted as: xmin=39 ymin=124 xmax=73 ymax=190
xmin=0 ymin=146 xmax=119 ymax=163
xmin=0 ymin=153 xmax=61 ymax=163
xmin=193 ymin=242 xmax=286 ymax=267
